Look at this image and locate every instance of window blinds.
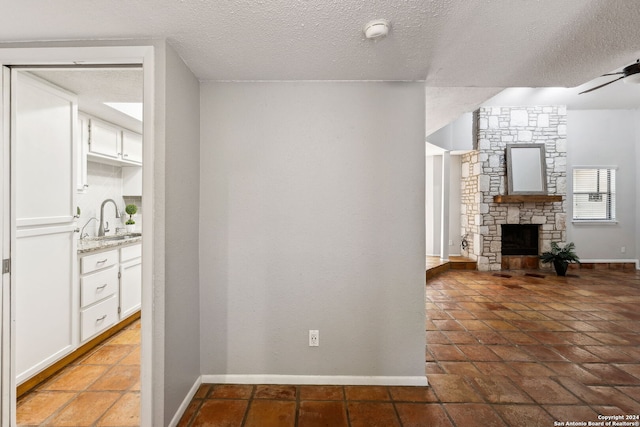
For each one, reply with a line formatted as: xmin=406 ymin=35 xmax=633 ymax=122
xmin=572 ymin=168 xmax=616 ymax=220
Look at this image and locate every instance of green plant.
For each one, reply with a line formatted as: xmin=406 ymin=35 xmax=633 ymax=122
xmin=125 ymin=204 xmax=138 ymax=225
xmin=540 ymin=242 xmax=580 ymax=276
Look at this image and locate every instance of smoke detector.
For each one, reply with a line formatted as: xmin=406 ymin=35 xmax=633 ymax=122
xmin=364 ymin=19 xmax=390 ymax=39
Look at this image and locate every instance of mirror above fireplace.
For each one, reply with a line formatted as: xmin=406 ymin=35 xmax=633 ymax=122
xmin=506 ymin=143 xmax=548 ymax=195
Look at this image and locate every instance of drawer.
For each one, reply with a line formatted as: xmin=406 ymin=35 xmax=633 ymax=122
xmin=80 ymin=294 xmax=118 ymax=342
xmin=81 ymin=249 xmax=118 ymax=274
xmin=81 ymin=265 xmax=118 ymax=308
xmin=120 ymin=243 xmax=141 ymax=263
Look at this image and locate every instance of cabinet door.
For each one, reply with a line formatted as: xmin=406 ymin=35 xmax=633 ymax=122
xmin=89 ymin=118 xmax=121 ymax=159
xmin=13 ymin=71 xmax=78 ymax=384
xmin=121 ymin=130 xmax=142 ymax=164
xmin=120 ymin=259 xmax=141 ymax=319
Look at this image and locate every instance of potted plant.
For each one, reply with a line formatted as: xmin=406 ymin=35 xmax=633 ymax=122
xmin=125 ymin=204 xmax=138 ymax=233
xmin=540 ymin=242 xmax=580 ymax=276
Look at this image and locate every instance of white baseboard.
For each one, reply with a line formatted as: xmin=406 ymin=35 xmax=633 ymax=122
xmin=168 ymin=376 xmax=202 ymax=427
xmin=201 ymin=374 xmax=428 ymax=386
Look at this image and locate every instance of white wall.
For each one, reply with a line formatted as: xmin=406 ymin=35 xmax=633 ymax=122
xmin=567 ymin=109 xmax=638 ymax=262
xmin=76 ymin=162 xmax=126 ymax=237
xmin=425 ymin=155 xmax=462 ymax=256
xmin=449 ymin=155 xmax=462 ymax=254
xmin=162 ymin=44 xmax=201 ymax=422
xmin=199 ymin=82 xmax=426 ymax=381
xmin=425 ymin=155 xmax=442 ymax=256
xmin=425 ymin=112 xmax=473 ymax=151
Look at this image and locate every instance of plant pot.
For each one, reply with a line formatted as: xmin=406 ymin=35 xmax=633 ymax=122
xmin=125 ymin=224 xmax=136 ymax=233
xmin=553 ymin=260 xmax=569 ymax=276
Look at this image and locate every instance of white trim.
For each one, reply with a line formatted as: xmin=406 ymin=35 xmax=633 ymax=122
xmin=572 ymin=165 xmax=619 ymax=170
xmin=201 ymin=374 xmax=428 ymax=386
xmin=0 ymin=43 xmax=156 ymax=427
xmin=579 ymin=258 xmax=640 ymax=270
xmin=167 ymin=376 xmax=202 ymax=427
xmin=571 ymin=220 xmax=618 ymax=225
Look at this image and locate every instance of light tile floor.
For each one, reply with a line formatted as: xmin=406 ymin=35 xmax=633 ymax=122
xmin=179 ymin=268 xmax=640 ymax=426
xmin=17 ymin=320 xmax=141 ymax=427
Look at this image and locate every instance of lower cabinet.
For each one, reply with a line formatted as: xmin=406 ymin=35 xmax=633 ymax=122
xmin=78 ymin=242 xmax=141 ymax=343
xmin=120 ymin=244 xmax=142 ymax=319
xmin=80 ymin=295 xmax=119 ymax=342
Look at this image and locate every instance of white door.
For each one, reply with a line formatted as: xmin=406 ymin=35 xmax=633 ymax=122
xmin=12 ymin=70 xmax=78 ymax=384
xmin=0 ymin=65 xmax=10 ymax=427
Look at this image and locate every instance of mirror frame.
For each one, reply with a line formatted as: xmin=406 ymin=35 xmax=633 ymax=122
xmin=506 ymin=143 xmax=548 ymax=195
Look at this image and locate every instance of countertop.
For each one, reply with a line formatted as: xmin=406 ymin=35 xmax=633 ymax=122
xmin=78 ymin=234 xmax=142 ymax=254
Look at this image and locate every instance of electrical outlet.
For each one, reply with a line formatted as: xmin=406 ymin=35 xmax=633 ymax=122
xmin=309 ymin=330 xmax=319 ymax=347
xmin=449 ymin=240 xmax=453 ymax=246
xmin=621 ymin=246 xmax=626 ymax=253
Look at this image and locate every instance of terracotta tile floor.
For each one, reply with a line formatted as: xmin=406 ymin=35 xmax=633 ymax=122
xmin=17 ymin=320 xmax=141 ymax=427
xmin=180 ymin=268 xmax=640 ymax=426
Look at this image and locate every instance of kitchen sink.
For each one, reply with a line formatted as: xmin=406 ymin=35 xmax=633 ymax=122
xmin=99 ymin=233 xmax=142 ymax=241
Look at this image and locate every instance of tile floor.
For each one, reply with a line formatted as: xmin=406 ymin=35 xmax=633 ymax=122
xmin=180 ymin=268 xmax=640 ymax=427
xmin=17 ymin=320 xmax=141 ymax=427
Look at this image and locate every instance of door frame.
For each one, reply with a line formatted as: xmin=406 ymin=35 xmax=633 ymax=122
xmin=0 ymin=45 xmax=155 ymax=426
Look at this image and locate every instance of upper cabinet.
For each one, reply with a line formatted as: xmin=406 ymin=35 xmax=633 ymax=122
xmin=86 ymin=116 xmax=142 ymax=166
xmin=121 ymin=130 xmax=143 ymax=163
xmin=89 ymin=117 xmax=120 ymax=159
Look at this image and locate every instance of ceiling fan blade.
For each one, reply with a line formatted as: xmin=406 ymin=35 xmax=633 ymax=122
xmin=601 ymin=72 xmax=625 ymax=76
xmin=578 ymin=75 xmax=626 ymax=94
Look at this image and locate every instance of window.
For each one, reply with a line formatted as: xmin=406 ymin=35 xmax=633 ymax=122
xmin=572 ymin=168 xmax=616 ymax=221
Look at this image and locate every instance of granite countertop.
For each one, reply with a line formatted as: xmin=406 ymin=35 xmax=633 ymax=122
xmin=78 ymin=234 xmax=142 ymax=254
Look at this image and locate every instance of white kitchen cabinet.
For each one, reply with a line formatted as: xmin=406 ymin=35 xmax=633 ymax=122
xmin=88 ymin=117 xmax=121 ymax=159
xmin=78 ymin=242 xmax=141 ymax=343
xmin=76 ymin=113 xmax=89 ymax=192
xmin=121 ymin=130 xmax=142 ymax=164
xmin=122 ymin=166 xmax=143 ymax=196
xmin=78 ymin=248 xmax=119 ymax=343
xmin=80 ymin=249 xmax=118 ymax=275
xmin=120 ymin=243 xmax=142 ymax=319
xmin=85 ymin=115 xmax=142 ymax=166
xmin=13 ymin=71 xmax=78 ymax=385
xmin=80 ymin=294 xmax=119 ymax=342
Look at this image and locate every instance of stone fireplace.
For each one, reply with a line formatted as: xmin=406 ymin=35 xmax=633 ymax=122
xmin=460 ymin=106 xmax=567 ymax=271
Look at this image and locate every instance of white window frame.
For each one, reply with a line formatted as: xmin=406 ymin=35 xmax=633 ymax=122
xmin=571 ymin=166 xmax=617 ymax=224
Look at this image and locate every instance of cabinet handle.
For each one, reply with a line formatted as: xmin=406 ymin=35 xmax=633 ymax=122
xmin=96 ymin=284 xmax=107 ymax=290
xmin=83 ymin=184 xmax=89 ymax=188
xmin=96 ymin=259 xmax=108 ymax=264
xmin=96 ymin=315 xmax=107 ymax=322
xmin=123 ymin=154 xmax=129 ymax=157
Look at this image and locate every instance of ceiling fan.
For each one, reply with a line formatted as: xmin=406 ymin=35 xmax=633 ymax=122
xmin=579 ymin=60 xmax=640 ymax=94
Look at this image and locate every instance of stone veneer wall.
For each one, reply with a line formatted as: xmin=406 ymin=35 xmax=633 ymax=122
xmin=461 ymin=106 xmax=567 ymax=271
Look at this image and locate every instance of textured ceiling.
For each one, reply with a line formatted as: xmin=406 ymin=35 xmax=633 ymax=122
xmin=2 ymin=0 xmax=640 ymax=85
xmin=3 ymin=0 xmax=640 ymax=132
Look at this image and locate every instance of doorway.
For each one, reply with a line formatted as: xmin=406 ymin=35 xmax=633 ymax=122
xmin=0 ymin=46 xmax=154 ymax=427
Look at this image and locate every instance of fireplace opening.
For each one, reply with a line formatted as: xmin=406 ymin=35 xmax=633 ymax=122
xmin=501 ymin=225 xmax=539 ymax=256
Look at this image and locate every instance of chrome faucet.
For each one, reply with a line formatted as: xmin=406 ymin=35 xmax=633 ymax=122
xmin=80 ymin=217 xmax=98 ymax=240
xmin=98 ymin=199 xmax=121 ymax=237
